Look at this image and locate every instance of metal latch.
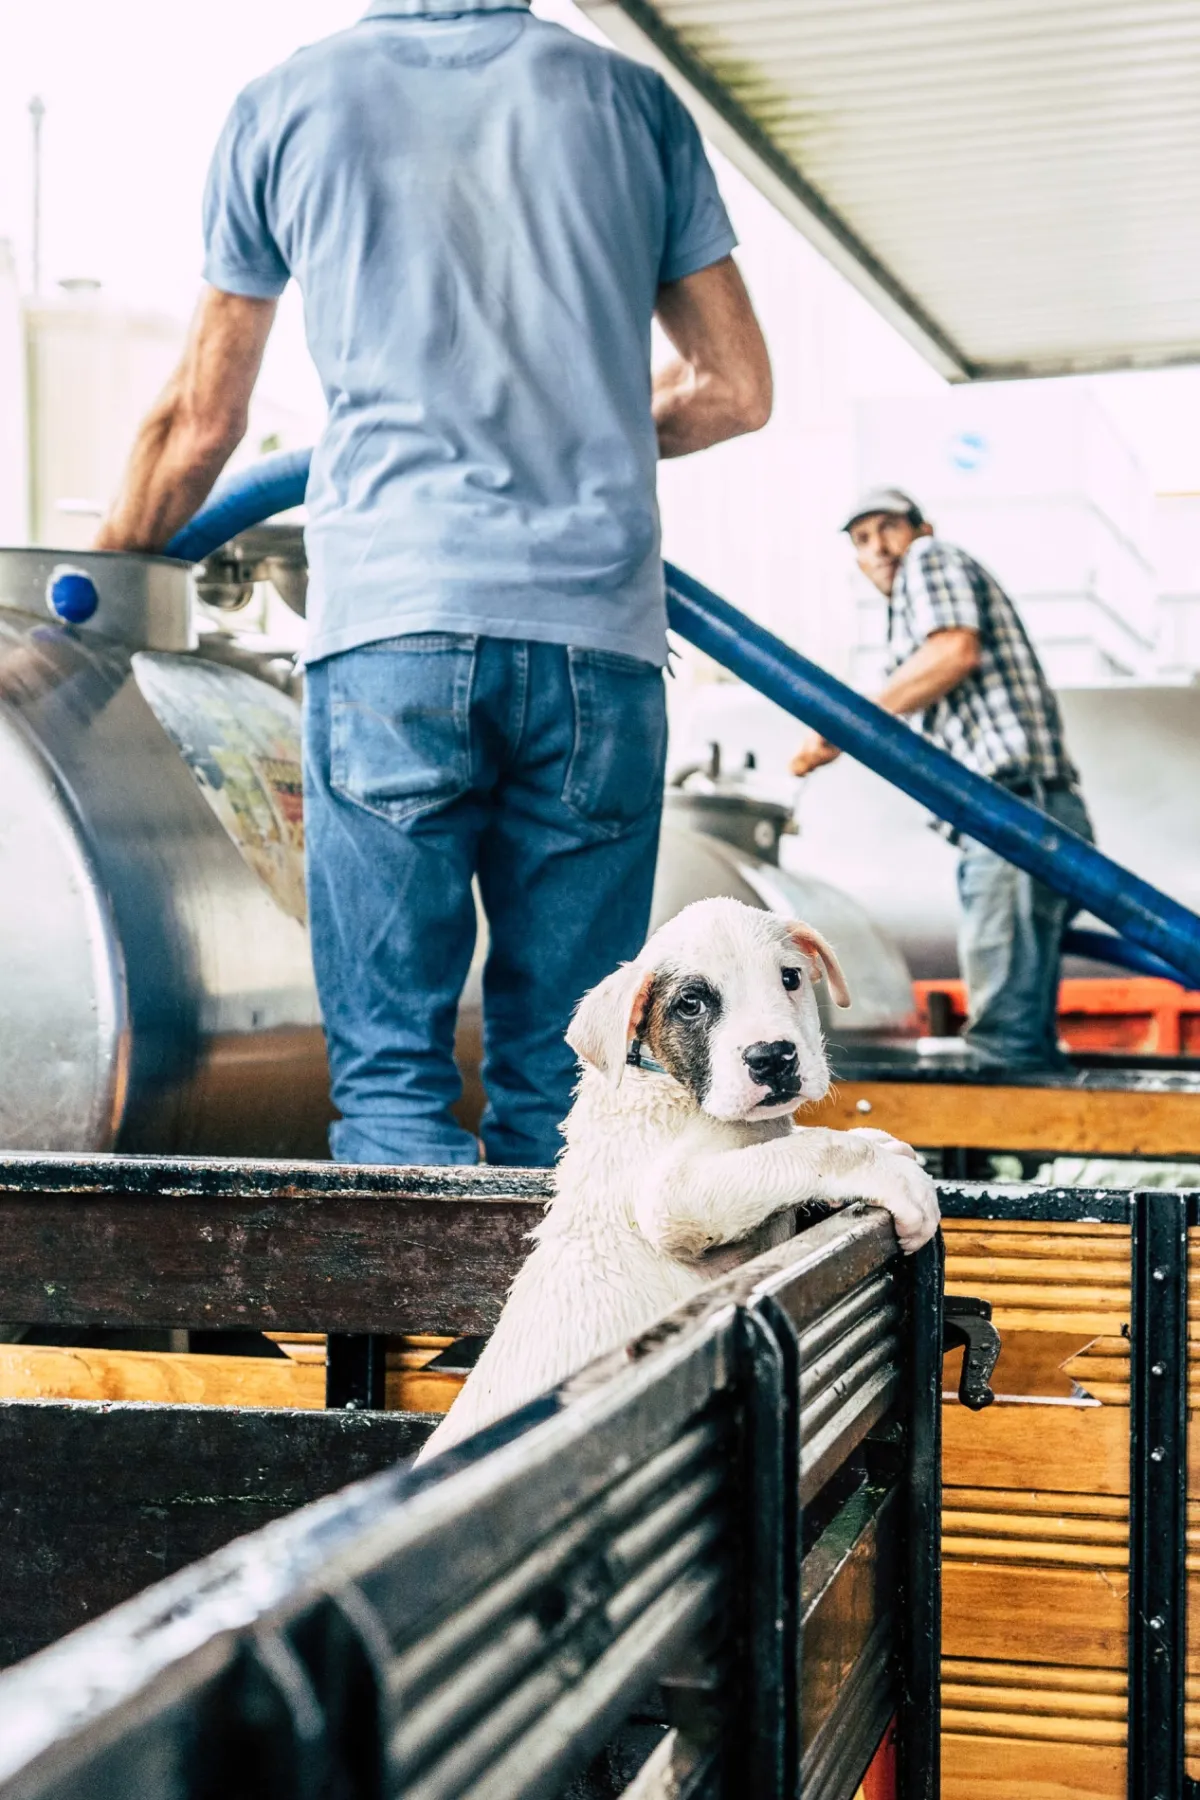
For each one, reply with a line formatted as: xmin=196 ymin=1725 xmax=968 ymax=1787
xmin=943 ymin=1295 xmax=1001 ymax=1411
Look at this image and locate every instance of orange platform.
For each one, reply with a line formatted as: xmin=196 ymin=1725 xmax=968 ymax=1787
xmin=914 ymin=976 xmax=1200 ymax=1058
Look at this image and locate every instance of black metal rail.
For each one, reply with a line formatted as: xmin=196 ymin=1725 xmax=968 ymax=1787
xmin=0 ymin=1157 xmax=1190 ymax=1795
xmin=0 ymin=1206 xmax=952 ymax=1800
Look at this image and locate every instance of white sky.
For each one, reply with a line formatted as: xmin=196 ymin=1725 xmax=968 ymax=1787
xmin=2 ymin=0 xmax=1199 ymax=493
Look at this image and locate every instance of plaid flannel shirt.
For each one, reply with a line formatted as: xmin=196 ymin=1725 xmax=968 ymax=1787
xmin=887 ymin=538 xmax=1078 ymax=824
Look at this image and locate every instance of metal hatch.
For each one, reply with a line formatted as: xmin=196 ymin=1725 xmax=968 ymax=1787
xmin=578 ymin=0 xmax=1200 ymax=381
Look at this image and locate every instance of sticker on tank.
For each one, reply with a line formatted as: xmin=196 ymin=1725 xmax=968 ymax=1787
xmin=132 ymin=652 xmax=307 ymax=923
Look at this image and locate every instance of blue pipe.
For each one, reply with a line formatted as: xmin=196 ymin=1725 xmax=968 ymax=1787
xmin=663 ymin=563 xmax=1200 ymax=990
xmin=1062 ymin=928 xmax=1190 ymax=988
xmin=165 ymin=448 xmax=311 ymax=563
xmin=166 ymin=452 xmax=1200 ymax=992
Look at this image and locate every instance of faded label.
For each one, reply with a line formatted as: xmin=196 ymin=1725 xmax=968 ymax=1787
xmin=133 ymin=652 xmax=307 ymax=922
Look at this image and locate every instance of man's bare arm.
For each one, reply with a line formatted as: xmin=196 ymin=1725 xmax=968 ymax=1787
xmin=875 ymin=626 xmax=981 ymax=716
xmin=94 ymin=287 xmax=277 ymax=553
xmin=653 ymin=256 xmax=772 ymax=458
xmin=790 ymin=628 xmax=981 ymax=776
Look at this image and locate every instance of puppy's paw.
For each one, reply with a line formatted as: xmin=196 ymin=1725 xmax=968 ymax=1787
xmin=860 ymin=1153 xmax=940 ymax=1254
xmin=634 ymin=1189 xmax=715 ymax=1260
xmin=846 ymin=1126 xmax=919 ymax=1163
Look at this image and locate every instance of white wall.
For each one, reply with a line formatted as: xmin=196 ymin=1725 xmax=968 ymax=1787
xmin=5 ymin=0 xmax=1185 ymax=692
xmin=656 ymin=156 xmax=944 ymax=691
xmin=654 ymin=149 xmax=1180 ymax=712
xmin=25 ymin=293 xmax=183 ymax=547
xmin=853 ymin=386 xmax=1157 ymax=684
xmin=20 ymin=286 xmax=323 ymax=551
xmin=1153 ymin=493 xmax=1200 ymax=680
xmin=0 ymin=240 xmax=27 ymax=543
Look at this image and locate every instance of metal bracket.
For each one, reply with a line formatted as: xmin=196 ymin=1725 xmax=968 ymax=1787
xmin=325 ymin=1334 xmax=388 ymax=1410
xmin=421 ymin=1335 xmax=488 ymax=1374
xmin=942 ymin=1295 xmax=1000 ymax=1411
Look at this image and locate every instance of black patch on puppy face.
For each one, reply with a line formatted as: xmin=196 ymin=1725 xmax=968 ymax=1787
xmin=640 ymin=969 xmax=722 ymax=1102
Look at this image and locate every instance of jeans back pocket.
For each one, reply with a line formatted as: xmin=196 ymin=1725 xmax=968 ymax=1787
xmin=328 ymin=633 xmax=476 ymax=826
xmin=562 ymin=647 xmax=668 ymax=836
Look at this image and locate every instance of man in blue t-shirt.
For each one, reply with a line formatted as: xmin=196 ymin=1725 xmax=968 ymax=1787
xmin=97 ymin=0 xmax=772 ymax=1167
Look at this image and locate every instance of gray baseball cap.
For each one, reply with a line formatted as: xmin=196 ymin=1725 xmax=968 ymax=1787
xmin=841 ymin=487 xmax=924 ymax=533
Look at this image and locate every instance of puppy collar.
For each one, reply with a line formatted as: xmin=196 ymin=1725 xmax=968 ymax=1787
xmin=626 ymin=1039 xmax=671 ymax=1078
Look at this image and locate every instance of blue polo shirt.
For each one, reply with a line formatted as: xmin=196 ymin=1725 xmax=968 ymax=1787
xmin=202 ymin=0 xmax=737 ymax=666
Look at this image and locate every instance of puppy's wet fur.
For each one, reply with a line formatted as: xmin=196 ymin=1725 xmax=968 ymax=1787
xmin=634 ymin=958 xmax=805 ymax=1112
xmin=635 ymin=969 xmax=721 ymax=1103
xmin=417 ymin=897 xmax=942 ymax=1463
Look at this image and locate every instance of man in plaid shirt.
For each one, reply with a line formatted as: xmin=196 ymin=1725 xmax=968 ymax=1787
xmin=790 ymin=487 xmax=1093 ymax=1070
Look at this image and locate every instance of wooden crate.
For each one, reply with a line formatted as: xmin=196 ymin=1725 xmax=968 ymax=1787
xmin=941 ymin=1218 xmax=1134 ymax=1800
xmin=0 ymin=1333 xmax=470 ymax=1413
xmin=0 ymin=1157 xmax=539 ymax=1666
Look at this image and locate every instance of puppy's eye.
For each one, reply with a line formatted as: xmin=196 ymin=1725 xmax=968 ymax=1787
xmin=781 ymin=966 xmax=802 ymax=992
xmin=674 ymin=990 xmax=708 ymax=1019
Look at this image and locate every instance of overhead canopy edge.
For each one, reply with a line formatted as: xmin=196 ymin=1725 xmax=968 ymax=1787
xmin=578 ymin=0 xmax=975 ymax=382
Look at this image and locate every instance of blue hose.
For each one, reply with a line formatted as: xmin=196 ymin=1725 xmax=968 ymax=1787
xmin=1062 ymin=928 xmax=1190 ymax=988
xmin=167 ymin=451 xmax=1200 ymax=992
xmin=165 ymin=449 xmax=311 ymax=563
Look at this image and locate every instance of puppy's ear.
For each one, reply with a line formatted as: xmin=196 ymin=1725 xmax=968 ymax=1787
xmin=788 ymin=920 xmax=851 ymax=1009
xmin=567 ymin=963 xmax=655 ymax=1084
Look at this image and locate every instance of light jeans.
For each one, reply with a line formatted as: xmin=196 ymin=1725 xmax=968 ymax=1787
xmin=956 ymin=785 xmax=1095 ymax=1069
xmin=303 ymin=634 xmax=667 ymax=1167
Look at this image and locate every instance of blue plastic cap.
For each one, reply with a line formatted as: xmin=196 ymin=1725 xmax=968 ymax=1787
xmin=47 ymin=566 xmax=99 ymax=625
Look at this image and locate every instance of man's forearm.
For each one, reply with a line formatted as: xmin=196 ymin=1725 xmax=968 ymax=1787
xmin=652 ymin=258 xmax=772 ymax=459
xmin=791 ymin=628 xmax=980 ymax=778
xmin=94 ymin=288 xmax=277 ymax=554
xmin=94 ymin=395 xmax=240 ymax=553
xmin=873 ymin=630 xmax=981 ymax=718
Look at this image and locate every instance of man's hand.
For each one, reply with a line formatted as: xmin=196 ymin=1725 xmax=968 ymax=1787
xmin=653 ymin=257 xmax=772 ymax=458
xmin=788 ymin=627 xmax=981 ymax=782
xmin=95 ymin=287 xmax=277 ymax=553
xmin=790 ymin=732 xmax=841 ymax=778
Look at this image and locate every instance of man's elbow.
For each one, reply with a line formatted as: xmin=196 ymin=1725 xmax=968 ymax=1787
xmin=955 ymin=633 xmax=983 ymax=676
xmin=933 ymin=628 xmax=982 ymax=679
xmin=154 ymin=373 xmax=247 ymax=467
xmin=733 ymin=367 xmax=773 ymax=435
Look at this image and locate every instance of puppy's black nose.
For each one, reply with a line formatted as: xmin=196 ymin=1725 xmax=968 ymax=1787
xmin=743 ymin=1039 xmax=799 ymax=1082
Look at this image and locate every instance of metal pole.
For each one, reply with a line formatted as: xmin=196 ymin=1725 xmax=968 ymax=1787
xmin=28 ymin=97 xmax=45 ymax=298
xmin=738 ymin=1308 xmax=795 ymax=1797
xmin=897 ymin=1233 xmax=944 ymax=1800
xmin=664 ymin=562 xmax=1200 ymax=990
xmin=1128 ymin=1190 xmax=1189 ymax=1800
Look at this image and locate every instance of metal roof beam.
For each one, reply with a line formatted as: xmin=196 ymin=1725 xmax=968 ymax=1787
xmin=580 ymin=0 xmax=1200 ymax=381
xmin=577 ymin=0 xmax=975 ymax=381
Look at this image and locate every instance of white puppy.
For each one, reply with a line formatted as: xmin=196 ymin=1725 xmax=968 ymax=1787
xmin=418 ymin=897 xmax=939 ymax=1460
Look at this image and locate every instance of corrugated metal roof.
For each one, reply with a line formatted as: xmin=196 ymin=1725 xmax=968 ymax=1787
xmin=578 ymin=0 xmax=1200 ymax=380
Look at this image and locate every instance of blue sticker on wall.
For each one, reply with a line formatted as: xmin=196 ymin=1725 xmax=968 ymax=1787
xmin=948 ymin=430 xmax=989 ymax=472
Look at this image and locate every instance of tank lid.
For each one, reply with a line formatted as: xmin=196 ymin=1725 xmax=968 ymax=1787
xmin=0 ymin=547 xmax=195 ymax=652
xmin=665 ymin=787 xmax=794 ymax=867
xmin=665 ymin=788 xmax=793 ymax=825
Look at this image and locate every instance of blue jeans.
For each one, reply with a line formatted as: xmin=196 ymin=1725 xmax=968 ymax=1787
xmin=956 ymin=784 xmax=1095 ymax=1069
xmin=303 ymin=635 xmax=667 ymax=1167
